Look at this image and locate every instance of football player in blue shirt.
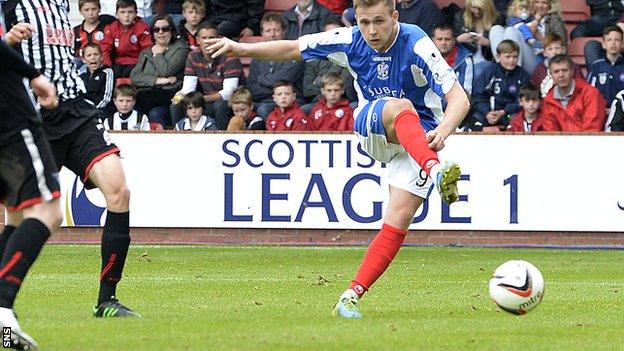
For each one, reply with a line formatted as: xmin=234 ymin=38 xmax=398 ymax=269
xmin=207 ymin=0 xmax=470 ymax=318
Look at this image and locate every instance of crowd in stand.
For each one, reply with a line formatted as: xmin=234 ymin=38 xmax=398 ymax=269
xmin=73 ymin=0 xmax=624 ymax=133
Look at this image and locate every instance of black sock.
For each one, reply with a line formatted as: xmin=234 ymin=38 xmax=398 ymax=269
xmin=0 ymin=225 xmax=16 ymax=259
xmin=98 ymin=211 xmax=130 ymax=305
xmin=0 ymin=219 xmax=50 ymax=308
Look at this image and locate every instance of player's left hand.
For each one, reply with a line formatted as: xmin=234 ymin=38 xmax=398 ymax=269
xmin=30 ymin=75 xmax=58 ymax=109
xmin=426 ymin=129 xmax=446 ymax=151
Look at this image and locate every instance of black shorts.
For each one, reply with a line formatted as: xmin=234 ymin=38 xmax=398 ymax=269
xmin=48 ymin=118 xmax=120 ymax=189
xmin=0 ymin=125 xmax=61 ymax=212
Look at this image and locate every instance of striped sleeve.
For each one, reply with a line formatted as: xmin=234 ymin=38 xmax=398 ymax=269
xmin=96 ymin=67 xmax=114 ymax=108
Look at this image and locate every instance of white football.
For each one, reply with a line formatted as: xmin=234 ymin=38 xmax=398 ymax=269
xmin=489 ymin=260 xmax=544 ymax=315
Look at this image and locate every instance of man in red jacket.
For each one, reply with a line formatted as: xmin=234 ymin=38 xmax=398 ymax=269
xmin=541 ymin=54 xmax=607 ymax=131
xmin=100 ymin=0 xmax=152 ymax=78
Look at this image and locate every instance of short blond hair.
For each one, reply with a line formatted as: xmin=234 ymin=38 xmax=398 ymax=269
xmin=182 ymin=0 xmax=205 ymax=13
xmin=321 ymin=72 xmax=344 ymax=88
xmin=353 ymin=0 xmax=395 ymax=15
xmin=229 ymin=87 xmax=253 ymax=107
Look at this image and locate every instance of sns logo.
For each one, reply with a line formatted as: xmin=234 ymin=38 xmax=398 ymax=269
xmin=64 ymin=176 xmax=106 ymax=226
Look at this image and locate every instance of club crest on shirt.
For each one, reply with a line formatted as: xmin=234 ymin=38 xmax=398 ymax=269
xmin=377 ymin=62 xmax=389 ymax=80
xmin=314 ymin=110 xmax=323 ymax=119
xmin=94 ymin=31 xmax=104 ymax=41
xmin=130 ymin=35 xmax=138 ymax=44
xmin=599 ymin=73 xmax=607 ymax=85
xmin=335 ymin=109 xmax=344 ymax=118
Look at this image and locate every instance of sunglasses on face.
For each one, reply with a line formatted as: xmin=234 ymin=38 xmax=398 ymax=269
xmin=152 ymin=26 xmax=171 ymax=33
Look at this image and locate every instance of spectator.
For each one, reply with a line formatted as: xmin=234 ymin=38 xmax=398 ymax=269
xmin=131 ymin=14 xmax=189 ymax=127
xmin=571 ymin=0 xmax=624 ymax=40
xmin=587 ymin=26 xmax=624 ymax=107
xmin=531 ymin=33 xmax=583 ymax=97
xmin=453 ymin=0 xmax=502 ymax=79
xmin=100 ymin=0 xmax=152 ymax=78
xmin=396 ymin=0 xmax=445 ymax=36
xmin=174 ymin=92 xmax=219 ymax=131
xmin=151 ymin=0 xmax=185 ymax=25
xmin=266 ymin=81 xmax=313 ymax=131
xmin=494 ymin=0 xmax=513 ymax=23
xmin=207 ymin=0 xmax=265 ymax=39
xmin=302 ymin=18 xmax=356 ymax=109
xmin=227 ymin=87 xmax=266 ymax=130
xmin=432 ymin=23 xmax=475 ymax=97
xmin=605 ymin=91 xmax=624 ymax=131
xmin=248 ymin=13 xmax=305 ymax=120
xmin=101 ymin=0 xmax=152 ymax=19
xmin=177 ymin=0 xmax=206 ymax=51
xmin=171 ymin=22 xmax=243 ymax=129
xmin=308 ymin=72 xmax=353 ymax=131
xmin=283 ymin=0 xmax=336 ymax=40
xmin=80 ymin=43 xmax=115 ymax=119
xmin=508 ymin=85 xmax=545 ymax=132
xmin=490 ymin=0 xmax=565 ymax=74
xmin=104 ymin=84 xmax=152 ymax=130
xmin=471 ymin=40 xmax=530 ymax=131
xmin=541 ymin=54 xmax=607 ymax=131
xmin=73 ymin=0 xmax=115 ymax=62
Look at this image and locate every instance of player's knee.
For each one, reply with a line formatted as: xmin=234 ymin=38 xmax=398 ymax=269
xmin=387 ymin=99 xmax=415 ymax=118
xmin=106 ymin=183 xmax=131 ymax=209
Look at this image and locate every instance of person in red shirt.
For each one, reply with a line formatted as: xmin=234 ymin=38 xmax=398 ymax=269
xmin=541 ymin=54 xmax=607 ymax=131
xmin=308 ymin=72 xmax=353 ymax=131
xmin=266 ymin=80 xmax=313 ymax=131
xmin=100 ymin=0 xmax=152 ymax=78
xmin=73 ymin=0 xmax=115 ymax=60
xmin=508 ymin=85 xmax=544 ymax=132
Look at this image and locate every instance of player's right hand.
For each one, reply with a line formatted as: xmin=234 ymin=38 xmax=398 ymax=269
xmin=205 ymin=37 xmax=244 ymax=58
xmin=30 ymin=75 xmax=58 ymax=109
xmin=5 ymin=23 xmax=36 ymax=46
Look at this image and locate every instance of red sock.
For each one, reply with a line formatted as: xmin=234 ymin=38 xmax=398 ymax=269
xmin=350 ymin=223 xmax=407 ymax=297
xmin=393 ymin=110 xmax=439 ymax=176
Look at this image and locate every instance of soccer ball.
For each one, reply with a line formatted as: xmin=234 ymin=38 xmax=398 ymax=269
xmin=488 ymin=260 xmax=544 ymax=315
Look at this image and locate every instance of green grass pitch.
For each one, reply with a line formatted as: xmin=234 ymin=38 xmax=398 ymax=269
xmin=16 ymin=245 xmax=624 ymax=350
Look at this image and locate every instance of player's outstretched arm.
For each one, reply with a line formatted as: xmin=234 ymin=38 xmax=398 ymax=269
xmin=426 ymin=81 xmax=470 ymax=150
xmin=205 ymin=37 xmax=302 ymax=62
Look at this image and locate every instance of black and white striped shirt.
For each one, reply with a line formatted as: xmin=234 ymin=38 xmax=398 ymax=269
xmin=3 ymin=0 xmax=85 ymax=102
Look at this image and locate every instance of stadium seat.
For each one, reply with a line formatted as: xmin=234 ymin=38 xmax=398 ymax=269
xmin=568 ymin=36 xmax=601 ymax=67
xmin=264 ymin=0 xmax=297 ymax=12
xmin=562 ymin=0 xmax=590 ymax=23
xmin=116 ymin=77 xmax=132 ymax=86
xmin=435 ymin=0 xmax=465 ymax=8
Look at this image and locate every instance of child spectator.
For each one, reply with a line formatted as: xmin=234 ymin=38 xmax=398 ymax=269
xmin=104 ymin=84 xmax=152 ymax=130
xmin=100 ymin=0 xmax=152 ymax=78
xmin=266 ymin=81 xmax=312 ymax=131
xmin=587 ymin=25 xmax=624 ymax=107
xmin=471 ymin=40 xmax=530 ymax=131
xmin=506 ymin=0 xmax=542 ymax=53
xmin=227 ymin=88 xmax=265 ymax=130
xmin=80 ymin=43 xmax=115 ymax=118
xmin=177 ymin=0 xmax=205 ymax=51
xmin=308 ymin=73 xmax=353 ymax=131
xmin=508 ymin=85 xmax=544 ymax=132
xmin=73 ymin=0 xmax=115 ymax=60
xmin=175 ymin=92 xmax=218 ymax=131
xmin=530 ymin=33 xmax=583 ymax=97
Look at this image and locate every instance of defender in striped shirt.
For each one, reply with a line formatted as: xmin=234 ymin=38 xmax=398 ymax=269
xmin=4 ymin=0 xmax=140 ymax=319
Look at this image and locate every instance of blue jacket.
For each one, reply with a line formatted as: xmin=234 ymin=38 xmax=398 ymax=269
xmin=453 ymin=44 xmax=475 ymax=96
xmin=471 ymin=63 xmax=530 ymax=126
xmin=587 ymin=54 xmax=624 ymax=104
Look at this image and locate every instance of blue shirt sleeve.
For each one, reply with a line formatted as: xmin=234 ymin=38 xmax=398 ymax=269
xmin=298 ymin=27 xmax=354 ymax=62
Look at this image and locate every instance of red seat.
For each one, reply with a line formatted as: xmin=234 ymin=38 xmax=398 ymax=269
xmin=562 ymin=0 xmax=591 ymax=23
xmin=115 ymin=77 xmax=132 ymax=86
xmin=568 ymin=36 xmax=601 ymax=67
xmin=264 ymin=0 xmax=297 ymax=12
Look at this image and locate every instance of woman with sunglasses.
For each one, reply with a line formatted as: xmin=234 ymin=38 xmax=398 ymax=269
xmin=131 ymin=13 xmax=190 ymax=128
